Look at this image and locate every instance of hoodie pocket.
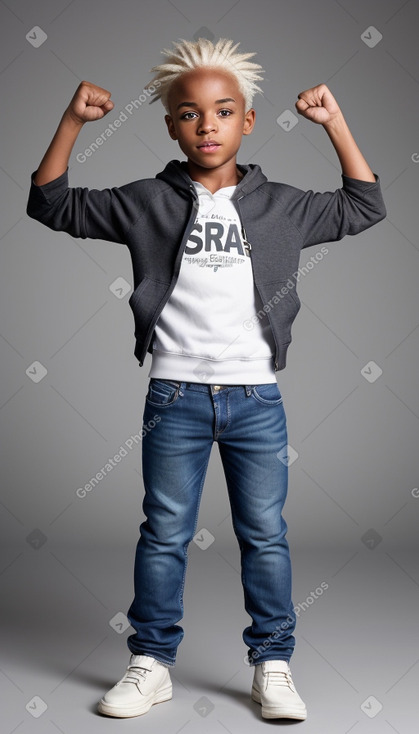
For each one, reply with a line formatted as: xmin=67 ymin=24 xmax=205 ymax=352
xmin=256 ymin=280 xmax=301 ymax=346
xmin=128 ymin=277 xmax=170 ymax=345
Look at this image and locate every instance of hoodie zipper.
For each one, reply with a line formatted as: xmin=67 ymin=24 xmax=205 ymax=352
xmin=241 ymin=223 xmax=252 ymax=257
xmin=236 ymin=195 xmax=280 ymax=371
xmin=139 ymin=186 xmax=199 ymax=364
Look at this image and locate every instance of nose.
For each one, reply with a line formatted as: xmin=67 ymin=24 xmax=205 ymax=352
xmin=198 ymin=114 xmax=217 ymax=134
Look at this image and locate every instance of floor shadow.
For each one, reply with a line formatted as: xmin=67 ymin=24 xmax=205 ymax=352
xmin=172 ymin=673 xmax=306 ymax=725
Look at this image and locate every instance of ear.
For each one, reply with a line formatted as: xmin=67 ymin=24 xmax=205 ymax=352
xmin=242 ymin=108 xmax=256 ymax=136
xmin=165 ymin=114 xmax=178 ymax=140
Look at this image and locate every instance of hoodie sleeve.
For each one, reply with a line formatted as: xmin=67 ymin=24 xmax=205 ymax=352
xmin=26 ymin=168 xmax=143 ymax=244
xmin=285 ymin=174 xmax=386 ymax=249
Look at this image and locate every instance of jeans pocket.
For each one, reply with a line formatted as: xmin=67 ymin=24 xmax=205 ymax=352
xmin=145 ymin=379 xmax=181 ymax=407
xmin=251 ymin=383 xmax=283 ymax=406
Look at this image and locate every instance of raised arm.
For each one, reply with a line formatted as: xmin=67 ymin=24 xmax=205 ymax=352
xmin=295 ymin=83 xmax=376 ymax=182
xmin=34 ymin=81 xmax=114 ymax=186
xmin=27 ymin=81 xmax=138 ymax=245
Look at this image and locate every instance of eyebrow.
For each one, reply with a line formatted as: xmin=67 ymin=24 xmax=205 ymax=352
xmin=176 ymin=98 xmax=236 ymax=110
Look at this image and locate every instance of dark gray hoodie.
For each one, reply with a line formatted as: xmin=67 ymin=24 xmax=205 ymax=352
xmin=27 ymin=160 xmax=386 ymax=370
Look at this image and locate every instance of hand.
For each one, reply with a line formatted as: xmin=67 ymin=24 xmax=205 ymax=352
xmin=65 ymin=81 xmax=114 ymax=125
xmin=295 ymin=83 xmax=341 ymax=126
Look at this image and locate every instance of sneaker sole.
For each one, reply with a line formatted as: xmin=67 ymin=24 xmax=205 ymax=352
xmin=97 ymin=684 xmax=173 ymax=718
xmin=251 ymin=686 xmax=307 ymax=720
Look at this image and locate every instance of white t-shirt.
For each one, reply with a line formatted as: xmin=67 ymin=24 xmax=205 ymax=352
xmin=149 ymin=180 xmax=276 ymax=383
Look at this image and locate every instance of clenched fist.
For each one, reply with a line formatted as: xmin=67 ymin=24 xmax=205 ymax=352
xmin=66 ymin=81 xmax=114 ymax=125
xmin=295 ymin=83 xmax=341 ymax=126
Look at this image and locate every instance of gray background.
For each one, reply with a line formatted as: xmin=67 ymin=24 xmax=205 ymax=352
xmin=1 ymin=0 xmax=418 ymax=732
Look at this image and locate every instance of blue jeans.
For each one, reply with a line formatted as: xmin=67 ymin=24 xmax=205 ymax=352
xmin=127 ymin=379 xmax=296 ymax=666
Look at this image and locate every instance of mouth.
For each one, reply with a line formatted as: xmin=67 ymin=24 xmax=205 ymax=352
xmin=197 ymin=141 xmax=221 ymax=152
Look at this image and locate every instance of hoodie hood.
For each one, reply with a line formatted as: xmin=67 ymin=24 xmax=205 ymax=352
xmin=155 ymin=159 xmax=268 ymax=200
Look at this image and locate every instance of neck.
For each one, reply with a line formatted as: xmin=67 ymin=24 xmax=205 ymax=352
xmin=186 ymin=159 xmax=243 ymax=194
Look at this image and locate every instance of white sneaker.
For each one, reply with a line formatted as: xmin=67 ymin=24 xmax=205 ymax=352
xmin=98 ymin=654 xmax=172 ymax=718
xmin=251 ymin=659 xmax=307 ymax=720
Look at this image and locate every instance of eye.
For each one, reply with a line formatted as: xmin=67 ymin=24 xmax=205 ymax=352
xmin=180 ymin=111 xmax=198 ymax=120
xmin=218 ymin=109 xmax=233 ymax=117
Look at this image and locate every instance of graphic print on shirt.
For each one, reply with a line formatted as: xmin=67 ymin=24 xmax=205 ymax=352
xmin=184 ymin=211 xmax=249 ymax=272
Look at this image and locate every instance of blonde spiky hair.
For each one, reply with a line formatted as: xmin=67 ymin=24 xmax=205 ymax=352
xmin=146 ymin=37 xmax=264 ymax=112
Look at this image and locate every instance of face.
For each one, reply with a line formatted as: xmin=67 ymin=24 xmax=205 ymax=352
xmin=164 ymin=67 xmax=255 ymax=173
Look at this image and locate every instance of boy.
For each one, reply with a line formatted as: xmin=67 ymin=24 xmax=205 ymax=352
xmin=26 ymin=38 xmax=386 ymax=721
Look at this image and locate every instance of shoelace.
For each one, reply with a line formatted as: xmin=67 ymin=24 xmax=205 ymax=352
xmin=266 ymin=670 xmax=296 ymax=691
xmin=124 ymin=664 xmax=150 ymax=685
